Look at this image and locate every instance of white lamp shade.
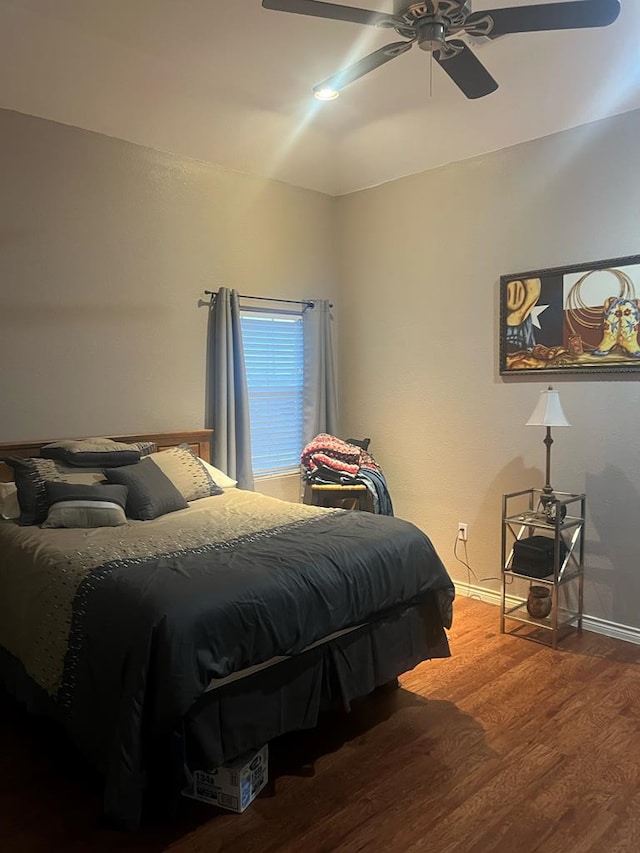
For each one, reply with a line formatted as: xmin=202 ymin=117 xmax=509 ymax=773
xmin=525 ymin=387 xmax=570 ymax=427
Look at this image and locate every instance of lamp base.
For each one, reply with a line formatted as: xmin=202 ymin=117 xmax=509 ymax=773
xmin=540 ymin=492 xmax=566 ymax=523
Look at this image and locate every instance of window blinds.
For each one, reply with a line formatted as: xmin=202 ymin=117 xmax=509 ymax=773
xmin=240 ymin=312 xmax=304 ymax=476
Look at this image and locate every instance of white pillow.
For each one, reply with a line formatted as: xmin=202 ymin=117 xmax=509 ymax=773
xmin=0 ymin=482 xmax=20 ymax=520
xmin=198 ymin=458 xmax=237 ymax=489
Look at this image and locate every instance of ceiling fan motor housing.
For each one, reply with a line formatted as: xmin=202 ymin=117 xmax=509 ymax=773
xmin=393 ymin=1 xmax=472 ymax=25
xmin=393 ymin=1 xmax=472 ymax=45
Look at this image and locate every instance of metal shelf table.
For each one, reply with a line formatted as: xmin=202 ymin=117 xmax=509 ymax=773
xmin=500 ymin=488 xmax=585 ymax=649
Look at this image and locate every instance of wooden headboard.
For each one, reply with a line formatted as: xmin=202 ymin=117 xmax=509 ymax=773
xmin=0 ymin=429 xmax=213 ymax=482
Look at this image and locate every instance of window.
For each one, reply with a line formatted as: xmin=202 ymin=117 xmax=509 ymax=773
xmin=241 ymin=310 xmax=304 ymax=476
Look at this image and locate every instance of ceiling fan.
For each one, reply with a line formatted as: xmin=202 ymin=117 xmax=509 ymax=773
xmin=261 ymin=1 xmax=621 ymax=100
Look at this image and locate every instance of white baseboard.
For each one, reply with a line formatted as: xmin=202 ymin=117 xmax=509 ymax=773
xmin=454 ymin=581 xmax=640 ymax=646
xmin=578 ymin=614 xmax=640 ymax=646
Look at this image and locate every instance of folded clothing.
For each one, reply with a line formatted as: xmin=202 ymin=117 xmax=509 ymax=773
xmin=301 ymin=434 xmax=393 ymax=517
xmin=301 ymin=434 xmax=379 ymax=479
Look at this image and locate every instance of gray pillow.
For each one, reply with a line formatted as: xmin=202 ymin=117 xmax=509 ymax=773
xmin=5 ymin=456 xmax=108 ymax=526
xmin=40 ymin=437 xmax=155 ymax=468
xmin=42 ymin=482 xmax=129 ymax=529
xmin=103 ymin=458 xmax=188 ymax=520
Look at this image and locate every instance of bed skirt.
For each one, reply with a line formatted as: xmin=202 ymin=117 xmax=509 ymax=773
xmin=146 ymin=595 xmax=450 ymax=816
xmin=0 ymin=593 xmax=450 ymax=826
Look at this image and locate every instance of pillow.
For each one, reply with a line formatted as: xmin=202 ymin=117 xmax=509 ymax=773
xmin=6 ymin=457 xmax=109 ymax=526
xmin=198 ymin=458 xmax=238 ymax=490
xmin=40 ymin=437 xmax=155 ymax=468
xmin=0 ymin=482 xmax=20 ymax=520
xmin=103 ymin=458 xmax=188 ymax=521
xmin=41 ymin=482 xmax=129 ymax=529
xmin=147 ymin=446 xmax=224 ymax=501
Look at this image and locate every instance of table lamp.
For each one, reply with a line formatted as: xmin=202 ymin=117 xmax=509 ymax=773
xmin=525 ymin=385 xmax=570 ymax=514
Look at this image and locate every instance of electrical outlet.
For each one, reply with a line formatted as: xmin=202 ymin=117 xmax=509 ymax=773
xmin=457 ymin=522 xmax=468 ymax=542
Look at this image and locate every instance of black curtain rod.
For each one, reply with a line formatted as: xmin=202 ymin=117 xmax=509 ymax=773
xmin=205 ymin=291 xmax=315 ymax=309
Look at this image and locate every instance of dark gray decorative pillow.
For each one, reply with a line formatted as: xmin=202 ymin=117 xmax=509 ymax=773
xmin=42 ymin=482 xmax=129 ymax=529
xmin=40 ymin=437 xmax=155 ymax=468
xmin=103 ymin=458 xmax=188 ymax=520
xmin=5 ymin=457 xmax=108 ymax=526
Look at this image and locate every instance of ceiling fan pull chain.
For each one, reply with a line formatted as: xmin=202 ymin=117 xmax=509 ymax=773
xmin=429 ymin=51 xmax=433 ymax=97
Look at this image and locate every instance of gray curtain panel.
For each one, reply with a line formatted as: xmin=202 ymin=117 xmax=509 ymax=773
xmin=303 ymin=299 xmax=338 ymax=444
xmin=207 ymin=287 xmax=254 ymax=490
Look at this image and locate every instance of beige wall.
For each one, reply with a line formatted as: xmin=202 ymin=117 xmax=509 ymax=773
xmin=0 ymin=109 xmax=337 ymax=457
xmin=253 ymin=473 xmax=302 ymax=504
xmin=3 ymin=106 xmax=640 ymax=631
xmin=336 ymin=108 xmax=640 ymax=630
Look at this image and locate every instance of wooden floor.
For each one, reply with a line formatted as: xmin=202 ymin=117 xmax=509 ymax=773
xmin=2 ymin=596 xmax=640 ymax=852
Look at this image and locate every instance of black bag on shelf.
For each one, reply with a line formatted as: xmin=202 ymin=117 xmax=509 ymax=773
xmin=511 ymin=535 xmax=567 ymax=578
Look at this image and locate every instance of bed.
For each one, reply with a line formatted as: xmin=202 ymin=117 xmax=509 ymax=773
xmin=0 ymin=429 xmax=454 ymax=829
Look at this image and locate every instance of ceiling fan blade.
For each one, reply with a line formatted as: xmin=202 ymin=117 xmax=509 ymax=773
xmin=262 ymin=0 xmax=398 ymax=28
xmin=314 ymin=41 xmax=413 ymax=95
xmin=433 ymin=40 xmax=498 ymax=99
xmin=466 ymin=0 xmax=620 ymax=39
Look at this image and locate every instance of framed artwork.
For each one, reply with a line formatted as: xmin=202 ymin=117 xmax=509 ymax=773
xmin=499 ymin=254 xmax=640 ymax=375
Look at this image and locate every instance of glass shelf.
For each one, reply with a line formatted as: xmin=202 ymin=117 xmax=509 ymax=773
xmin=503 ymin=600 xmax=581 ymax=632
xmin=504 ymin=512 xmax=584 ymax=531
xmin=503 ymin=567 xmax=582 ymax=587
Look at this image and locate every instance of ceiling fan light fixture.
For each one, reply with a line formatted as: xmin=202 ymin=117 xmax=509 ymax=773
xmin=313 ymin=85 xmax=340 ymax=101
xmin=417 ymin=20 xmax=447 ymax=52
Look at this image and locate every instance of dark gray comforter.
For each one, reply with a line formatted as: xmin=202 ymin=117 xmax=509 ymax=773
xmin=0 ymin=490 xmax=454 ymax=827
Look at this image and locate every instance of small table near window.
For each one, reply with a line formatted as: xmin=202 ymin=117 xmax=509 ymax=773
xmin=303 ymin=483 xmax=374 ymax=512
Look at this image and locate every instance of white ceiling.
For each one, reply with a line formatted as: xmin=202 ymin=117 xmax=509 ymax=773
xmin=1 ymin=0 xmax=639 ymax=195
